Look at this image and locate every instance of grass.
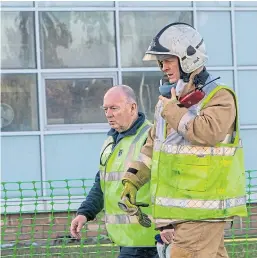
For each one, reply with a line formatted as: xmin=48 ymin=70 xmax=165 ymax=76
xmin=226 ymin=241 xmax=257 ymax=258
xmin=1 ymin=241 xmax=256 ymax=258
xmin=1 ymin=244 xmax=118 ymax=258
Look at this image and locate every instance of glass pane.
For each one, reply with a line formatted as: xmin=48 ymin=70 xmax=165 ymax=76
xmin=238 ymin=71 xmax=257 ymax=125
xmin=38 ymin=1 xmax=114 ymax=7
xmin=45 ymin=134 xmax=106 ymax=182
xmin=120 ymin=11 xmax=193 ymax=67
xmin=1 ymin=136 xmax=41 ymax=186
xmin=122 ymin=71 xmax=162 ymax=121
xmin=235 ymin=1 xmax=257 ymax=6
xmin=197 ymin=12 xmax=232 ymax=66
xmin=240 ymin=130 xmax=257 ymax=171
xmin=119 ymin=1 xmax=192 ymax=7
xmin=196 ymin=1 xmax=230 ymax=7
xmin=39 ymin=11 xmax=116 ymax=68
xmin=0 ymin=1 xmax=34 ymax=7
xmin=235 ymin=12 xmax=257 ymax=66
xmin=1 ymin=74 xmax=39 ymax=132
xmin=1 ymin=12 xmax=36 ymax=69
xmin=45 ymin=78 xmax=113 ymax=125
xmin=208 ymin=70 xmax=234 ymax=90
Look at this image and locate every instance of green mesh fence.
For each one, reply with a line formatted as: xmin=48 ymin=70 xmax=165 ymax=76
xmin=1 ymin=170 xmax=257 ymax=258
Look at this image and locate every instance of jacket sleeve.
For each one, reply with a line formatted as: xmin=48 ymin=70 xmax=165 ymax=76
xmin=76 ymin=171 xmax=104 ymax=221
xmin=122 ymin=125 xmax=155 ymax=189
xmin=161 ymin=89 xmax=236 ymax=146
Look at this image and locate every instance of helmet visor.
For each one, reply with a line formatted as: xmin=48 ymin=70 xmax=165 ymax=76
xmin=143 ymin=53 xmax=176 ymax=61
xmin=142 ymin=53 xmax=157 ymax=61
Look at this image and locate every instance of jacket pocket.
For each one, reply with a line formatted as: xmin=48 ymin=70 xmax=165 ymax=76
xmin=173 ymin=155 xmax=211 ymax=192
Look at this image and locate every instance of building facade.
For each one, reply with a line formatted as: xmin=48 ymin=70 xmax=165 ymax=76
xmin=1 ymin=1 xmax=257 ymax=200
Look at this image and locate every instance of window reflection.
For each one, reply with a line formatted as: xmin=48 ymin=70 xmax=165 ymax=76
xmin=1 ymin=12 xmax=36 ymax=69
xmin=1 ymin=74 xmax=39 ymax=132
xmin=120 ymin=11 xmax=193 ymax=67
xmin=122 ymin=71 xmax=162 ymax=121
xmin=45 ymin=78 xmax=113 ymax=124
xmin=40 ymin=11 xmax=116 ymax=68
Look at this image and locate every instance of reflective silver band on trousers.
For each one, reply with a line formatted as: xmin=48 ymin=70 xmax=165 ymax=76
xmin=153 ymin=141 xmax=237 ymax=156
xmin=105 ymin=214 xmax=153 ymax=224
xmin=155 ymin=196 xmax=246 ymax=209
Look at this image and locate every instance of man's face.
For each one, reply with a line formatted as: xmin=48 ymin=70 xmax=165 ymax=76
xmin=103 ymin=91 xmax=136 ymax=132
xmin=160 ymin=56 xmax=180 ymax=83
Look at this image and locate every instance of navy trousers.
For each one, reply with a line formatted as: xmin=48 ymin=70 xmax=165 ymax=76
xmin=118 ymin=247 xmax=158 ymax=258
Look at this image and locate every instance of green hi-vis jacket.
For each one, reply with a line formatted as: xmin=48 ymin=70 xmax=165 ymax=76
xmin=151 ymin=82 xmax=248 ymax=222
xmin=99 ymin=120 xmax=156 ymax=247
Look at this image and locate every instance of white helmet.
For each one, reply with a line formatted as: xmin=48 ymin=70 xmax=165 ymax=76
xmin=143 ymin=23 xmax=208 ymax=74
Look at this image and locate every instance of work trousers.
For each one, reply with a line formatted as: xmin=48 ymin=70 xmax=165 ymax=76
xmin=170 ymin=221 xmax=229 ymax=258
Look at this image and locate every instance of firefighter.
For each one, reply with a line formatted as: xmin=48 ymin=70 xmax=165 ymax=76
xmin=120 ymin=23 xmax=247 ymax=258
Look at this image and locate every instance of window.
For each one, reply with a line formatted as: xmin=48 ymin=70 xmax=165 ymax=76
xmin=196 ymin=1 xmax=230 ymax=7
xmin=39 ymin=11 xmax=116 ymax=68
xmin=119 ymin=1 xmax=192 ymax=7
xmin=208 ymin=70 xmax=234 ymax=90
xmin=38 ymin=1 xmax=114 ymax=7
xmin=1 ymin=136 xmax=41 ymax=184
xmin=235 ymin=12 xmax=257 ymax=66
xmin=0 ymin=1 xmax=34 ymax=7
xmin=45 ymin=134 xmax=105 ymax=181
xmin=122 ymin=71 xmax=162 ymax=121
xmin=238 ymin=71 xmax=257 ymax=125
xmin=119 ymin=11 xmax=193 ymax=67
xmin=45 ymin=77 xmax=114 ymax=126
xmin=1 ymin=74 xmax=39 ymax=132
xmin=197 ymin=12 xmax=232 ymax=66
xmin=235 ymin=1 xmax=257 ymax=7
xmin=1 ymin=11 xmax=36 ymax=69
xmin=241 ymin=130 xmax=257 ymax=171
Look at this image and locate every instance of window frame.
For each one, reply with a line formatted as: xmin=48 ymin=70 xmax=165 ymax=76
xmin=0 ymin=73 xmax=39 ymax=132
xmin=1 ymin=10 xmax=37 ymax=69
xmin=38 ymin=10 xmax=117 ymax=69
xmin=41 ymin=72 xmax=117 ymax=132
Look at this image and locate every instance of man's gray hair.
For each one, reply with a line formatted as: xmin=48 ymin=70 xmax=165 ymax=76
xmin=114 ymin=85 xmax=137 ymax=104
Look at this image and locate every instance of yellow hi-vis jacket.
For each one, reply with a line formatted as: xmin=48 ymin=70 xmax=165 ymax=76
xmin=100 ymin=120 xmax=156 ymax=247
xmin=151 ymin=83 xmax=247 ymax=223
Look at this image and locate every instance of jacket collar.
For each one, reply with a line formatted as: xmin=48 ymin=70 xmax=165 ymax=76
xmin=107 ymin=112 xmax=145 ymax=144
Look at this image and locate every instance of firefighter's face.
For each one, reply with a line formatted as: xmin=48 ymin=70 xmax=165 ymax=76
xmin=160 ymin=56 xmax=180 ymax=83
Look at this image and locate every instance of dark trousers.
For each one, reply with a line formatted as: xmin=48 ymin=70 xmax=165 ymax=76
xmin=118 ymin=247 xmax=158 ymax=258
